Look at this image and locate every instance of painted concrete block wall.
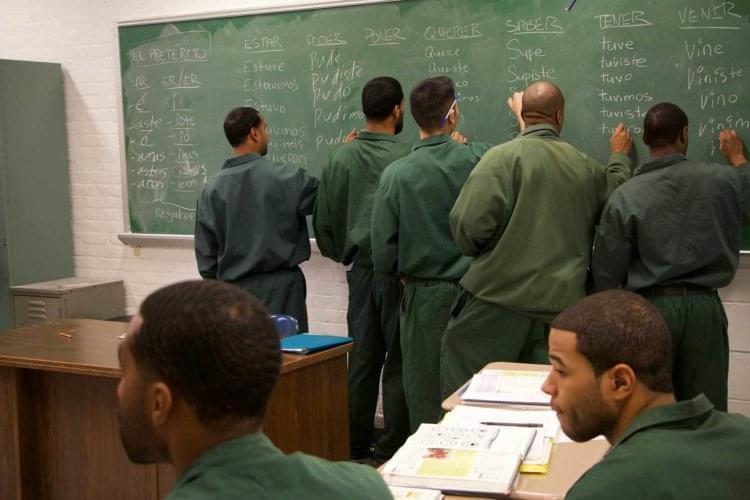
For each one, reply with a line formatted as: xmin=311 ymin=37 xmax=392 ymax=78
xmin=0 ymin=0 xmax=748 ymax=414
xmin=0 ymin=0 xmax=353 ymax=334
xmin=720 ymin=264 xmax=750 ymax=415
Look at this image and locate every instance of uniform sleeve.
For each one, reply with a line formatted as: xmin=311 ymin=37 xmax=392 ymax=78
xmin=450 ymin=151 xmax=514 ymax=257
xmin=597 ymin=152 xmax=632 ymax=203
xmin=467 ymin=141 xmax=492 ymax=161
xmin=371 ymin=170 xmax=400 ymax=275
xmin=590 ymin=196 xmax=632 ymax=291
xmin=312 ymin=158 xmax=345 ymax=262
xmin=194 ymin=191 xmax=219 ymax=280
xmin=736 ymin=162 xmax=750 ymax=225
xmin=295 ymin=167 xmax=319 ymax=216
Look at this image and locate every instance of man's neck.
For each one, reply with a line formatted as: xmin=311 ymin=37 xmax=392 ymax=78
xmin=170 ymin=419 xmax=262 ymax=477
xmin=419 ymin=127 xmax=450 ymax=140
xmin=233 ymin=144 xmax=261 ymax=157
xmin=522 ymin=119 xmax=558 ymax=132
xmin=649 ymin=145 xmax=685 ymax=160
xmin=365 ymin=120 xmax=395 ymax=135
xmin=606 ymin=391 xmax=675 ymax=445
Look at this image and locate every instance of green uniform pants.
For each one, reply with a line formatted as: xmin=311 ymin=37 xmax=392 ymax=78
xmin=401 ymin=279 xmax=462 ymax=432
xmin=645 ymin=290 xmax=728 ymax=411
xmin=347 ymin=266 xmax=410 ymax=461
xmin=234 ymin=267 xmax=308 ymax=332
xmin=441 ymin=290 xmax=550 ymax=399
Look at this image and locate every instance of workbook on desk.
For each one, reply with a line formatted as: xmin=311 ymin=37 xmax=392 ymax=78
xmin=388 ymin=486 xmax=443 ymax=500
xmin=440 ymin=405 xmax=559 ymax=474
xmin=279 ymin=334 xmax=352 ymax=354
xmin=461 ymin=369 xmax=551 ymax=406
xmin=382 ymin=423 xmax=534 ymax=496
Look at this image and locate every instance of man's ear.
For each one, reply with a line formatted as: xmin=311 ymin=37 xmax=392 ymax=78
xmin=680 ymin=126 xmax=689 ymax=146
xmin=392 ymin=104 xmax=401 ymax=120
xmin=248 ymin=126 xmax=261 ymax=144
xmin=448 ymin=105 xmax=459 ymax=127
xmin=555 ymin=109 xmax=565 ymax=131
xmin=604 ymin=363 xmax=637 ymax=402
xmin=148 ymin=382 xmax=174 ymax=427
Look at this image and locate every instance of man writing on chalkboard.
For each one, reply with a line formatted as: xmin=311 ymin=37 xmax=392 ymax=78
xmin=441 ymin=81 xmax=633 ymax=398
xmin=313 ymin=76 xmax=411 ymax=463
xmin=195 ymin=107 xmax=318 ymax=331
xmin=591 ymin=102 xmax=750 ymax=411
xmin=371 ymin=76 xmax=491 ymax=431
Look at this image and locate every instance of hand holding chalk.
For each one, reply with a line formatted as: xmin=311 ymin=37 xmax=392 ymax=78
xmin=507 ymin=91 xmax=526 ymax=131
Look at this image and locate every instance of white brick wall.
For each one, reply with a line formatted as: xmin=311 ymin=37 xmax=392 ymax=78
xmin=0 ymin=0 xmax=748 ymax=414
xmin=720 ymin=263 xmax=750 ymax=414
xmin=0 ymin=0 xmax=351 ymax=333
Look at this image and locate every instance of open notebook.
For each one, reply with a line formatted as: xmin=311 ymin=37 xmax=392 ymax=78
xmin=441 ymin=405 xmax=560 ymax=474
xmin=461 ymin=369 xmax=551 ymax=406
xmin=382 ymin=423 xmax=535 ymax=496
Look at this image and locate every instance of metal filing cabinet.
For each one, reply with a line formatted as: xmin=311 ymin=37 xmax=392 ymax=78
xmin=0 ymin=60 xmax=74 ymax=330
xmin=11 ymin=277 xmax=126 ymax=327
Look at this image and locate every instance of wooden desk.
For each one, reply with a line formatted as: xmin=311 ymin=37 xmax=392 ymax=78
xmin=0 ymin=319 xmax=350 ymax=500
xmin=441 ymin=362 xmax=610 ymax=500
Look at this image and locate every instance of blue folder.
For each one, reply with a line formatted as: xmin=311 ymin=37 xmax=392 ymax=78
xmin=280 ymin=334 xmax=352 ymax=354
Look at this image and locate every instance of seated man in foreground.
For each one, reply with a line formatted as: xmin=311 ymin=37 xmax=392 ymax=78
xmin=543 ymin=289 xmax=750 ymax=500
xmin=116 ymin=279 xmax=391 ymax=500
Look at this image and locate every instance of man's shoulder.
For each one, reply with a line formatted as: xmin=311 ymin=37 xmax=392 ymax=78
xmin=633 ymin=157 xmax=741 ymax=192
xmin=283 ymin=452 xmax=391 ymax=498
xmin=468 ymin=139 xmax=524 ymax=174
xmin=683 ymin=158 xmax=744 ymax=182
xmin=568 ymin=417 xmax=750 ymax=500
xmin=380 ymin=153 xmax=414 ymax=180
xmin=708 ymin=408 xmax=750 ymax=436
xmin=565 ymin=438 xmax=666 ymax=500
xmin=325 ymin=138 xmax=405 ymax=170
xmin=168 ymin=449 xmax=390 ymax=500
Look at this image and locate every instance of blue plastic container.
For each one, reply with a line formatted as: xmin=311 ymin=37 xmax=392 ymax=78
xmin=270 ymin=314 xmax=300 ymax=338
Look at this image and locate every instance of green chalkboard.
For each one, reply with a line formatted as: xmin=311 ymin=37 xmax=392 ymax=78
xmin=118 ymin=0 xmax=750 ymax=249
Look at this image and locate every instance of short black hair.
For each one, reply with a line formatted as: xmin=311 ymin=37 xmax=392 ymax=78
xmin=224 ymin=106 xmax=262 ymax=147
xmin=132 ymin=280 xmax=281 ymax=426
xmin=552 ymin=290 xmax=673 ymax=393
xmin=643 ymin=103 xmax=689 ymax=148
xmin=362 ymin=76 xmax=403 ymax=120
xmin=409 ymin=76 xmax=455 ymax=131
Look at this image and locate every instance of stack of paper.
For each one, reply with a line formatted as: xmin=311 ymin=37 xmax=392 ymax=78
xmin=382 ymin=423 xmax=535 ymax=496
xmin=440 ymin=405 xmax=560 ymax=474
xmin=461 ymin=369 xmax=551 ymax=406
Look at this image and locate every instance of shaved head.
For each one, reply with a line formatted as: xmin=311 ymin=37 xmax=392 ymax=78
xmin=521 ymin=81 xmax=565 ymax=128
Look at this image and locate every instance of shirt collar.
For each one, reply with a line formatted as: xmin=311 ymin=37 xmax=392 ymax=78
xmin=634 ymin=153 xmax=687 ymax=176
xmin=223 ymin=152 xmax=262 ymax=170
xmin=356 ymin=130 xmax=400 ymax=143
xmin=172 ymin=432 xmax=279 ymax=490
xmin=615 ymin=394 xmax=714 ymax=446
xmin=520 ymin=123 xmax=560 ymax=139
xmin=413 ymin=134 xmax=451 ymax=151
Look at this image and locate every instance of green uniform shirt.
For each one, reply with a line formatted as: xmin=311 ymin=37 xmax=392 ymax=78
xmin=167 ymin=433 xmax=392 ymax=500
xmin=592 ymin=154 xmax=750 ymax=291
xmin=313 ymin=131 xmax=412 ymax=267
xmin=371 ymin=135 xmax=490 ymax=280
xmin=567 ymin=395 xmax=750 ymax=500
xmin=450 ymin=124 xmax=631 ymax=321
xmin=195 ymin=153 xmax=318 ymax=281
